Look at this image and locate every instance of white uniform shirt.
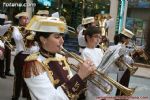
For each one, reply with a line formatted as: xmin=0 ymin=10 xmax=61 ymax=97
xmin=81 ymin=48 xmax=107 ymax=100
xmin=24 ymin=54 xmax=73 ymax=100
xmin=0 ymin=40 xmax=4 ymax=60
xmin=78 ymin=28 xmax=86 ymax=47
xmin=12 ymin=26 xmax=26 ymax=53
xmin=82 ymin=48 xmax=103 ymax=67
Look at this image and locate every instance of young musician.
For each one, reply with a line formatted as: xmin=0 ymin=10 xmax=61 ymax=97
xmin=12 ymin=12 xmax=32 ymax=100
xmin=77 ymin=17 xmax=96 ymax=54
xmin=110 ymin=28 xmax=135 ymax=96
xmin=81 ymin=26 xmax=107 ymax=100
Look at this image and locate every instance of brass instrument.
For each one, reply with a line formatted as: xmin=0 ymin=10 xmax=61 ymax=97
xmin=0 ymin=26 xmax=14 ymax=50
xmin=99 ymin=42 xmax=108 ymax=52
xmin=117 ymin=58 xmax=138 ymax=75
xmin=97 ymin=14 xmax=109 ymax=51
xmin=114 ymin=42 xmax=138 ymax=74
xmin=67 ymin=25 xmax=76 ymax=34
xmin=61 ymin=47 xmax=113 ymax=94
xmin=61 ymin=47 xmax=135 ymax=96
xmin=132 ymin=43 xmax=149 ymax=63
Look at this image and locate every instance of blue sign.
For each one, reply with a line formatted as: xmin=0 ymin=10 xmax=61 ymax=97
xmin=38 ymin=0 xmax=52 ymax=7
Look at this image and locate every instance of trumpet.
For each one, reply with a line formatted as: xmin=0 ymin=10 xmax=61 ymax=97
xmin=132 ymin=43 xmax=149 ymax=63
xmin=61 ymin=47 xmax=135 ymax=96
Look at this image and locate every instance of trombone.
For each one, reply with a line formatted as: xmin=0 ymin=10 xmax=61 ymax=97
xmin=61 ymin=47 xmax=135 ymax=96
xmin=117 ymin=57 xmax=138 ymax=75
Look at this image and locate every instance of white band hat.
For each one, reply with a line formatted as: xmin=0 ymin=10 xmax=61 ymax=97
xmin=15 ymin=12 xmax=29 ymax=19
xmin=121 ymin=28 xmax=134 ymax=38
xmin=36 ymin=10 xmax=49 ymax=15
xmin=26 ymin=15 xmax=66 ymax=33
xmin=82 ymin=17 xmax=95 ymax=25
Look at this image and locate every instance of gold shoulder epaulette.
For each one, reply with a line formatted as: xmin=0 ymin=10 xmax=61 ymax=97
xmin=25 ymin=52 xmax=40 ymax=62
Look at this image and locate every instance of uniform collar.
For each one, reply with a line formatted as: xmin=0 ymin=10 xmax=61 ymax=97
xmin=39 ymin=48 xmax=56 ymax=58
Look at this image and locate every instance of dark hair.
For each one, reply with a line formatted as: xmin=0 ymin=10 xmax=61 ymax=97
xmin=114 ymin=34 xmax=129 ymax=45
xmin=84 ymin=26 xmax=101 ymax=42
xmin=84 ymin=23 xmax=93 ymax=28
xmin=34 ymin=32 xmax=52 ymax=46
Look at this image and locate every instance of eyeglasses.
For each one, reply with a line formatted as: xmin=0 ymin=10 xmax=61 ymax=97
xmin=92 ymin=35 xmax=102 ymax=39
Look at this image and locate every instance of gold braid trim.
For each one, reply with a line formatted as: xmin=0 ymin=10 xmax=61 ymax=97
xmin=61 ymin=84 xmax=77 ymax=100
xmin=25 ymin=52 xmax=40 ymax=61
xmin=40 ymin=61 xmax=55 ymax=86
xmin=43 ymin=56 xmax=72 ymax=78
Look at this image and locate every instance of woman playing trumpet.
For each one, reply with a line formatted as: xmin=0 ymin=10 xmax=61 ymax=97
xmin=23 ymin=16 xmax=96 ymax=100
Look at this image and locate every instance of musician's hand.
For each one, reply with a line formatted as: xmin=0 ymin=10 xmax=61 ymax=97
xmin=132 ymin=49 xmax=144 ymax=58
xmin=77 ymin=59 xmax=96 ymax=80
xmin=136 ymin=49 xmax=144 ymax=55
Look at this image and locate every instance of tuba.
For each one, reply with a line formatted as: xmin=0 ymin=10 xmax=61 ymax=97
xmin=97 ymin=14 xmax=109 ymax=51
xmin=61 ymin=46 xmax=135 ymax=96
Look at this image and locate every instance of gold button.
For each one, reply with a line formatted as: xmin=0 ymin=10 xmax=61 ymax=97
xmin=63 ymin=66 xmax=68 ymax=70
xmin=59 ymin=61 xmax=63 ymax=65
xmin=67 ymin=75 xmax=71 ymax=79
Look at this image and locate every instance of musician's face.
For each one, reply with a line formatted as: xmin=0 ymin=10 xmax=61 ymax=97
xmin=19 ymin=16 xmax=29 ymax=26
xmin=87 ymin=34 xmax=102 ymax=47
xmin=40 ymin=33 xmax=64 ymax=53
xmin=123 ymin=38 xmax=130 ymax=45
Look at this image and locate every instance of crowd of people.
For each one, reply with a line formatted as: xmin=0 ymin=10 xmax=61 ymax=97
xmin=0 ymin=9 xmax=149 ymax=100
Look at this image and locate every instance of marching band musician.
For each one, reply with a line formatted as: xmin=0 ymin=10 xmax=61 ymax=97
xmin=0 ymin=13 xmax=5 ymax=69
xmin=81 ymin=26 xmax=107 ymax=100
xmin=4 ymin=18 xmax=14 ymax=77
xmin=12 ymin=12 xmax=30 ymax=53
xmin=77 ymin=17 xmax=96 ymax=54
xmin=12 ymin=12 xmax=33 ymax=100
xmin=107 ymin=28 xmax=135 ymax=96
xmin=0 ymin=13 xmax=10 ymax=78
xmin=0 ymin=39 xmax=5 ymax=78
xmin=23 ymin=15 xmax=96 ymax=100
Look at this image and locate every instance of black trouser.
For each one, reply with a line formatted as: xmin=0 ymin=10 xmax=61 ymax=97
xmin=116 ymin=69 xmax=130 ymax=96
xmin=4 ymin=45 xmax=11 ymax=74
xmin=12 ymin=51 xmax=31 ymax=99
xmin=0 ymin=59 xmax=5 ymax=76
